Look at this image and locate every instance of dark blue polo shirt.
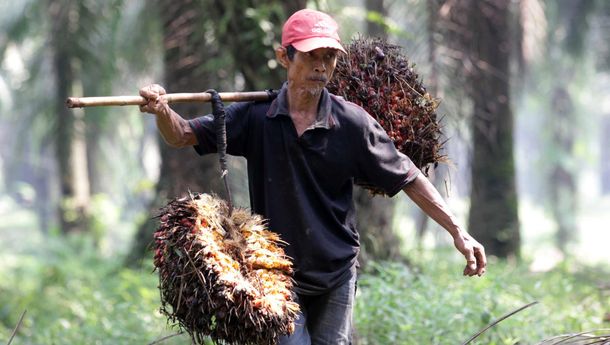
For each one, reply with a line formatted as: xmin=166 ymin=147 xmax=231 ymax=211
xmin=189 ymin=84 xmax=419 ymax=295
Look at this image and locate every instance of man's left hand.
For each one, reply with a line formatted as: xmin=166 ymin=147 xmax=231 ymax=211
xmin=453 ymin=232 xmax=486 ymax=277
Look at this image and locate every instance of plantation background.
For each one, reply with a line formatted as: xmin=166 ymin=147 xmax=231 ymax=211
xmin=1 ymin=0 xmax=610 ymax=344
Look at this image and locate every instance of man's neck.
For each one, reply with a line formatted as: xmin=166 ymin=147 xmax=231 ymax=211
xmin=286 ymin=83 xmax=322 ymax=116
xmin=286 ymin=83 xmax=324 ymax=136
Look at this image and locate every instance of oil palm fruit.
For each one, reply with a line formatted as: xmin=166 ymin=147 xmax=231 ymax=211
xmin=153 ymin=193 xmax=298 ymax=345
xmin=327 ymin=36 xmax=444 ymax=194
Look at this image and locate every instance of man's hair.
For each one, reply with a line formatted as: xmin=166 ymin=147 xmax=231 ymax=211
xmin=286 ymin=45 xmax=297 ymax=61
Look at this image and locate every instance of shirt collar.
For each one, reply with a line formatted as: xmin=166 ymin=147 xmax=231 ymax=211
xmin=266 ymin=82 xmax=335 ymax=129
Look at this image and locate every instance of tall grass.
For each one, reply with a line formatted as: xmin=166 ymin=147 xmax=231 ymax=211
xmin=354 ymin=255 xmax=609 ymax=345
xmin=1 ymin=233 xmax=608 ymax=344
xmin=0 ymin=234 xmax=192 ymax=344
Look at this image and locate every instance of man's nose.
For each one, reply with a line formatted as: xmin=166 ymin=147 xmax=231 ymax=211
xmin=313 ymin=61 xmax=326 ymax=73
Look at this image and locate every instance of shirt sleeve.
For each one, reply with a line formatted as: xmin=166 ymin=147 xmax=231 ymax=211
xmin=187 ymin=102 xmax=251 ymax=157
xmin=355 ymin=112 xmax=420 ymax=197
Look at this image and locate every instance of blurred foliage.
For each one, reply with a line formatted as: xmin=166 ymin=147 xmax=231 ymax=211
xmin=355 ymin=256 xmax=609 ymax=345
xmin=1 ymin=0 xmax=610 ymax=342
xmin=0 ymin=0 xmax=161 ymax=233
xmin=550 ymin=0 xmax=597 ymax=60
xmin=517 ymin=0 xmax=609 ymax=254
xmin=0 ymin=233 xmax=195 ymax=344
xmin=1 ymin=233 xmax=608 ymax=344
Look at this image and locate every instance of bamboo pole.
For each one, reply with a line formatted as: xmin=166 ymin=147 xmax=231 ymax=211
xmin=65 ymin=91 xmax=273 ymax=108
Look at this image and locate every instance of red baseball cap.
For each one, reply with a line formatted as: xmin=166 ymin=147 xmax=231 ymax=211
xmin=282 ymin=9 xmax=346 ymax=54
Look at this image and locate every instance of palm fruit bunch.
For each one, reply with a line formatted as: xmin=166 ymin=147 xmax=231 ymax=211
xmin=153 ymin=193 xmax=299 ymax=345
xmin=327 ymin=36 xmax=444 ymax=194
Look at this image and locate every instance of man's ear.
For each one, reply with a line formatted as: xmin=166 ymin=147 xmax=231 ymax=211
xmin=275 ymin=46 xmax=289 ymax=68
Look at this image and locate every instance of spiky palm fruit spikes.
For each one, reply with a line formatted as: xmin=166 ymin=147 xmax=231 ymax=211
xmin=153 ymin=193 xmax=299 ymax=345
xmin=327 ymin=36 xmax=444 ymax=195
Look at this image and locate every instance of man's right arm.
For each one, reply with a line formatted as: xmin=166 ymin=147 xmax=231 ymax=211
xmin=139 ymin=84 xmax=198 ymax=148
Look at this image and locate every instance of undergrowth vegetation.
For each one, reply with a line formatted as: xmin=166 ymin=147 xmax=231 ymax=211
xmin=355 ymin=256 xmax=610 ymax=344
xmin=1 ymin=234 xmax=608 ymax=344
xmin=0 ymin=235 xmax=193 ymax=344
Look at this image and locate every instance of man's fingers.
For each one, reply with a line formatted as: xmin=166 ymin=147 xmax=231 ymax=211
xmin=139 ymin=103 xmax=156 ymax=114
xmin=153 ymin=84 xmax=166 ymax=94
xmin=474 ymin=247 xmax=487 ymax=275
xmin=140 ymin=89 xmax=159 ymax=101
xmin=139 ymin=84 xmax=166 ymax=99
xmin=139 ymin=84 xmax=166 ymax=114
xmin=139 ymin=87 xmax=154 ymax=98
xmin=463 ymin=246 xmax=488 ymax=277
xmin=463 ymin=262 xmax=475 ymax=276
xmin=466 ymin=250 xmax=477 ymax=269
xmin=463 ymin=263 xmax=476 ymax=276
xmin=455 ymin=235 xmax=487 ymax=277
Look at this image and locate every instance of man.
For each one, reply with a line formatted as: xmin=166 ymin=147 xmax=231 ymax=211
xmin=140 ymin=8 xmax=486 ymax=345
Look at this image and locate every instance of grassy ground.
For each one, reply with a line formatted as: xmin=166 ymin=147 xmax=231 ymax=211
xmin=1 ymin=195 xmax=609 ymax=344
xmin=1 ymin=235 xmax=608 ymax=344
xmin=354 ymin=257 xmax=610 ymax=344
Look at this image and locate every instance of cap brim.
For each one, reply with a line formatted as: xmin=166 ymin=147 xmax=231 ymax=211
xmin=292 ymin=37 xmax=347 ymax=54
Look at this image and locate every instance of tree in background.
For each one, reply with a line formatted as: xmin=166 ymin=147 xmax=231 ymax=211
xmin=441 ymin=0 xmax=521 ymax=258
xmin=548 ymin=87 xmax=577 ymax=252
xmin=0 ymin=0 xmax=59 ymax=232
xmin=1 ymin=0 xmax=158 ymax=239
xmin=516 ymin=0 xmax=608 ymax=254
xmin=47 ymin=0 xmax=91 ymax=234
xmin=353 ymin=0 xmax=405 ymax=264
xmin=467 ymin=0 xmax=520 ymax=258
xmin=127 ymin=0 xmax=308 ymax=265
xmin=206 ymin=0 xmax=304 ymax=91
xmin=544 ymin=0 xmax=597 ymax=253
xmin=536 ymin=0 xmax=610 ymax=253
xmin=127 ymin=0 xmax=230 ymax=265
xmin=412 ymin=0 xmax=444 ymax=247
xmin=47 ymin=0 xmax=131 ymax=234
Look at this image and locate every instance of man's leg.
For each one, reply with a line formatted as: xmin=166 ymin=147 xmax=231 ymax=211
xmin=306 ymin=270 xmax=357 ymax=345
xmin=279 ymin=268 xmax=357 ymax=345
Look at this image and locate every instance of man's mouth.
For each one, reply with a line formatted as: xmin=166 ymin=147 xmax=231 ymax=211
xmin=309 ymin=76 xmax=328 ymax=83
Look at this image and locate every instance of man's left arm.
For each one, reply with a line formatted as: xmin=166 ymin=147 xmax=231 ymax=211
xmin=403 ymin=173 xmax=487 ymax=277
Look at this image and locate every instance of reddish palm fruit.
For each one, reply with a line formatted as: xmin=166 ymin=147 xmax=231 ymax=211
xmin=327 ymin=36 xmax=445 ymax=195
xmin=153 ymin=193 xmax=299 ymax=345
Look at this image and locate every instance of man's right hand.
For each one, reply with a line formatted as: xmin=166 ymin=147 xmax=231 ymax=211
xmin=138 ymin=84 xmax=196 ymax=147
xmin=139 ymin=84 xmax=169 ymax=116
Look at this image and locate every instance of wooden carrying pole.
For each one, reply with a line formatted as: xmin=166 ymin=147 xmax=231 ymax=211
xmin=65 ymin=91 xmax=272 ymax=108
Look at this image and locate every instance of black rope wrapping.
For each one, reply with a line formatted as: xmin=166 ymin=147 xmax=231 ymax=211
xmin=206 ymin=89 xmax=232 ymax=215
xmin=204 ymin=89 xmax=278 ymax=216
xmin=265 ymin=89 xmax=280 ymax=100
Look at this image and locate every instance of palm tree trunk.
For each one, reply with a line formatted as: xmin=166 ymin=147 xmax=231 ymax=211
xmin=414 ymin=0 xmax=444 ymax=246
xmin=126 ymin=0 xmax=226 ymax=266
xmin=466 ymin=0 xmax=520 ymax=259
xmin=49 ymin=0 xmax=92 ymax=234
xmin=549 ymin=87 xmax=576 ymax=252
xmin=353 ymin=0 xmax=405 ymax=265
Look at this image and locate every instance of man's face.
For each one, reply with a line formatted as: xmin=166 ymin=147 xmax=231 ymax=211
xmin=279 ymin=47 xmax=338 ymax=95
